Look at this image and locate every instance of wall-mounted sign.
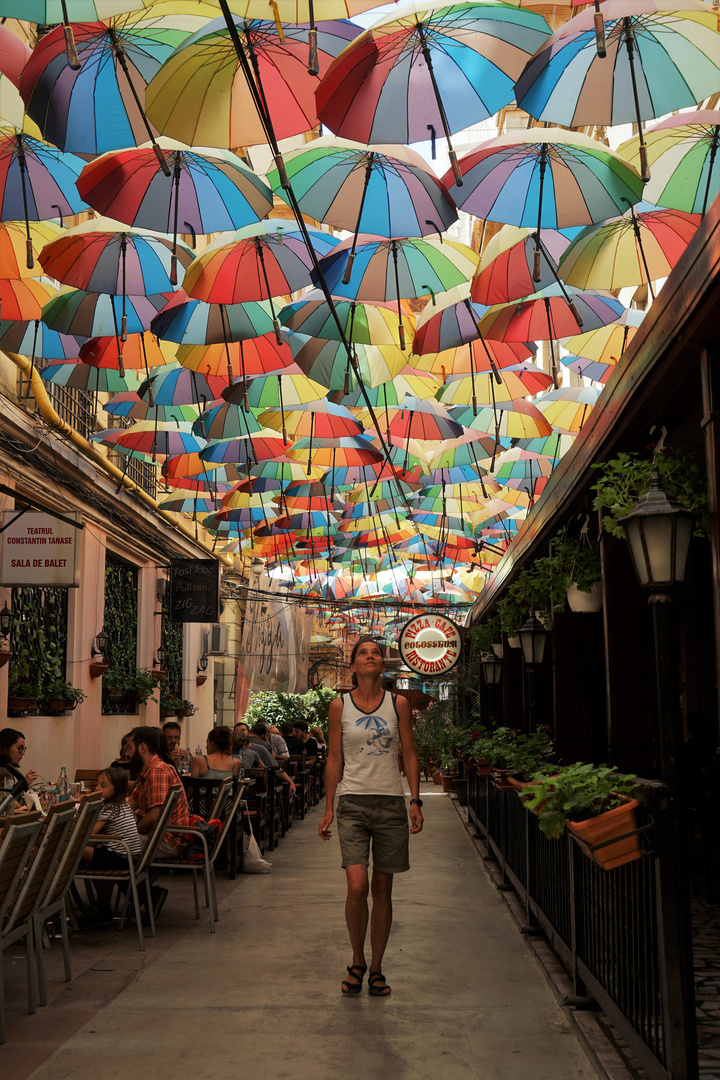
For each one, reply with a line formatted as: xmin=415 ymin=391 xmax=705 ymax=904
xmin=168 ymin=559 xmax=220 ymax=623
xmin=398 ymin=615 xmax=462 ymax=676
xmin=0 ymin=511 xmax=82 ymax=587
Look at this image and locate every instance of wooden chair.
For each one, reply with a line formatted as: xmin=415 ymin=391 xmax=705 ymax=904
xmin=152 ymin=781 xmax=247 ymax=932
xmin=33 ymin=794 xmax=103 ymax=1006
xmin=182 ymin=775 xmax=233 ymax=821
xmin=288 ymin=754 xmax=309 ymax=819
xmin=75 ymin=785 xmax=182 ymax=951
xmin=0 ymin=818 xmax=43 ymax=1044
xmin=74 ymin=769 xmax=102 ymax=791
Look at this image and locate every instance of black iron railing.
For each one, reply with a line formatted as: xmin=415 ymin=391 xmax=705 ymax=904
xmin=464 ymin=765 xmax=696 ymax=1080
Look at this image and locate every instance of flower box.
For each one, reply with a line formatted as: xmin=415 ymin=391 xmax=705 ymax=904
xmin=566 ymin=798 xmax=643 ymax=870
xmin=8 ymin=695 xmax=37 ymax=712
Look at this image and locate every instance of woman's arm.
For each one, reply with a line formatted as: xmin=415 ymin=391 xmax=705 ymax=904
xmin=397 ymin=696 xmax=423 ymax=834
xmin=319 ymin=697 xmax=343 ymax=840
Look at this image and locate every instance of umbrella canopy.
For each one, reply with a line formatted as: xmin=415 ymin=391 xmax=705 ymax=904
xmin=444 ymin=128 xmax=643 ymax=230
xmin=0 ymin=319 xmax=82 ymax=360
xmin=79 ymin=331 xmax=175 ymax=378
xmin=76 ymin=144 xmax=273 ymax=237
xmin=92 ymin=420 xmax=207 ymax=459
xmin=411 ymin=337 xmax=534 ymax=377
xmin=41 ymin=360 xmax=141 ymax=393
xmin=437 ymin=362 xmax=553 ymax=404
xmin=104 ymin=392 xmax=198 ymax=422
xmin=286 ymin=435 xmax=384 ymax=469
xmin=0 ymin=220 xmax=63 ymax=279
xmin=288 ymin=333 xmax=407 ymax=391
xmin=514 ymin=0 xmax=720 ymax=181
xmin=259 ymin=399 xmax=363 ymax=441
xmin=561 ymin=307 xmax=645 ymax=363
xmin=472 ymin=224 xmax=573 ymax=304
xmin=267 ymin=135 xmax=457 ymax=243
xmin=225 ymin=369 xmax=328 ymax=410
xmin=451 ymin=398 xmax=553 ymax=439
xmin=316 ymin=0 xmax=551 ymax=173
xmin=19 ymin=8 xmax=214 ymax=156
xmin=382 ymin=397 xmax=465 ymax=442
xmin=0 ymin=277 xmax=54 ymax=321
xmin=338 ymin=368 xmax=441 ymax=411
xmin=151 ymin=290 xmax=276 ymax=345
xmin=281 ymin=292 xmax=414 ymax=349
xmin=534 ymin=385 xmax=602 ymax=433
xmin=145 ymin=16 xmax=361 ymax=148
xmin=183 ymin=222 xmax=340 ymax=305
xmin=618 ymin=109 xmax=720 ymax=215
xmin=0 ymin=130 xmax=87 ymax=265
xmin=479 ymin=286 xmax=625 ymax=342
xmin=561 ymin=354 xmax=614 ymax=383
xmin=42 ymin=286 xmax=170 ymax=337
xmin=557 ymin=204 xmax=700 ymax=299
xmin=312 ymin=235 xmax=479 ymax=308
xmin=139 ymin=361 xmax=227 ymax=405
xmin=39 ymin=219 xmax=195 ymax=296
xmin=413 ymin=283 xmax=487 ymax=355
xmin=177 ymin=333 xmax=294 ymax=386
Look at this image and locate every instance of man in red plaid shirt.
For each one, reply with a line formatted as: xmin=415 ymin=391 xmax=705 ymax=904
xmin=127 ymin=726 xmax=191 ymax=859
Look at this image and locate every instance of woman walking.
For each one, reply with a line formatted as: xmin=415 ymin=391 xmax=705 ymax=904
xmin=319 ymin=636 xmax=423 ymax=998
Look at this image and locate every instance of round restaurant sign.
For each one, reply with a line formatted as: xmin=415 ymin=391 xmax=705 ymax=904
xmin=398 ymin=615 xmax=462 ymax=676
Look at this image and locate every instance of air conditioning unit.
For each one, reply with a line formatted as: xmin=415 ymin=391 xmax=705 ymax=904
xmin=207 ymin=623 xmax=229 ymax=655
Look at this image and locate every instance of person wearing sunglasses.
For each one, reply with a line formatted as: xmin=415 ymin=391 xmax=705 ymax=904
xmin=0 ymin=727 xmax=38 ymax=800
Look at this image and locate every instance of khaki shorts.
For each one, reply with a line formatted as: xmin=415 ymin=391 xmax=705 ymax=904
xmin=336 ymin=794 xmax=410 ymax=874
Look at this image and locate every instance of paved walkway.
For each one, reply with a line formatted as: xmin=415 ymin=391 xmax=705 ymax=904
xmin=16 ymin=786 xmax=595 ymax=1080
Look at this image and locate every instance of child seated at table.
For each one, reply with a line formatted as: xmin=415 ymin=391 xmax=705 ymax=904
xmin=83 ymin=767 xmax=142 ymax=869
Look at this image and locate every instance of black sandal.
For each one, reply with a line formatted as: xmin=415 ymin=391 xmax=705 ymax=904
xmin=368 ymin=971 xmax=391 ymax=997
xmin=341 ymin=964 xmax=367 ymax=995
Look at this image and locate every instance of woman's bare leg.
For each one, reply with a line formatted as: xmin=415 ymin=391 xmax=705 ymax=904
xmin=343 ymin=864 xmax=369 ymax=989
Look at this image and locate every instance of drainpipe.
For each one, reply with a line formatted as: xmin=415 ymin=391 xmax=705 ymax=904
xmin=4 ymin=351 xmax=233 ymax=567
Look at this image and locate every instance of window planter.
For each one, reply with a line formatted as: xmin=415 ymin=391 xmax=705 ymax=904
xmin=47 ymin=697 xmax=78 ymax=713
xmin=491 ymin=769 xmax=516 ymax=791
xmin=8 ymin=695 xmax=38 ymax=712
xmin=566 ymin=798 xmax=643 ymax=870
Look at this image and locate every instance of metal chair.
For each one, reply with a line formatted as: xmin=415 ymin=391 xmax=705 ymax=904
xmin=33 ymin=794 xmax=103 ymax=1006
xmin=153 ymin=781 xmax=247 ymax=932
xmin=0 ymin=817 xmax=44 ymax=1044
xmin=75 ymin=785 xmax=182 ymax=951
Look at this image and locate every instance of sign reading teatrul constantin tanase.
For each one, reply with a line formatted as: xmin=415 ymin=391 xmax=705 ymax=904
xmin=0 ymin=511 xmax=82 ymax=586
xmin=398 ymin=615 xmax=462 ymax=676
xmin=168 ymin=559 xmax=220 ymax=622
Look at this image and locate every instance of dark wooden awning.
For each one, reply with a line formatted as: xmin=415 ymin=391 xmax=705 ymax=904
xmin=471 ymin=193 xmax=720 ymax=624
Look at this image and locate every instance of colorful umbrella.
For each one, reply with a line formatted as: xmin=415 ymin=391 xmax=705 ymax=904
xmin=151 ymin=290 xmax=276 ymax=346
xmin=0 ymin=277 xmax=54 ymax=321
xmin=177 ymin=333 xmax=294 ymax=388
xmin=3 ymin=2 xmax=150 ymax=67
xmin=42 ymin=286 xmax=170 ymax=338
xmin=0 ymin=220 xmax=63 ymax=279
xmin=19 ymin=5 xmax=218 ymax=158
xmin=316 ymin=0 xmax=551 ymax=180
xmin=0 ymin=318 xmax=81 ymax=360
xmin=472 ymin=224 xmax=573 ymax=305
xmin=0 ymin=130 xmax=87 ymax=267
xmin=557 ymin=204 xmax=700 ymax=301
xmin=280 ymin=292 xmax=415 ymax=350
xmin=104 ymin=392 xmax=198 ymax=423
xmin=533 ymin=385 xmax=602 ymax=433
xmin=259 ymin=399 xmax=363 ymax=443
xmin=413 ymin=283 xmax=488 ymax=354
xmin=139 ymin=361 xmax=227 ymax=406
xmin=514 ymin=0 xmax=720 ymax=182
xmin=76 ymin=144 xmax=273 ymax=257
xmin=443 ymin=128 xmax=643 ymax=245
xmin=79 ymin=330 xmax=176 ymax=379
xmin=145 ymin=16 xmax=361 ymax=148
xmin=479 ymin=285 xmax=625 ymax=350
xmin=437 ymin=363 xmax=553 ymax=405
xmin=92 ymin=420 xmax=207 ymax=459
xmin=411 ymin=337 xmax=534 ymax=378
xmin=450 ymin=398 xmax=553 ymax=440
xmin=288 ymin=333 xmax=407 ymax=391
xmin=40 ymin=360 xmax=141 ymax=393
xmin=618 ymin=109 xmax=720 ymax=216
xmin=561 ymin=307 xmax=645 ymax=364
xmin=382 ymin=397 xmax=465 ymax=443
xmin=285 ymin=435 xmax=383 ymax=470
xmin=267 ymin=136 xmax=457 ymax=266
xmin=561 ymin=354 xmax=614 ymax=384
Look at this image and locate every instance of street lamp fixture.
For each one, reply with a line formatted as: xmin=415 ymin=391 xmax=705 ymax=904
xmin=155 ymin=645 xmax=168 ymax=668
xmin=519 ymin=611 xmax=548 ymax=667
xmin=250 ymin=557 xmax=265 ymax=579
xmin=92 ymin=629 xmax=109 ymax=659
xmin=0 ymin=604 xmax=14 ymax=639
xmin=197 ymin=653 xmax=209 ymax=673
xmin=481 ymin=650 xmax=503 ymax=686
xmin=618 ymin=466 xmax=693 ymax=592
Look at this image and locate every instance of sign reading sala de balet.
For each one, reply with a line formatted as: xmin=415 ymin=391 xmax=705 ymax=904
xmin=168 ymin=559 xmax=220 ymax=623
xmin=399 ymin=615 xmax=462 ymax=676
xmin=0 ymin=511 xmax=82 ymax=587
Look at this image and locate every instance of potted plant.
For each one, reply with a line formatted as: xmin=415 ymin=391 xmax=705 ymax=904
xmin=102 ymin=666 xmax=130 ymax=698
xmin=131 ymin=669 xmax=161 ymax=706
xmin=8 ymin=645 xmax=40 ymax=712
xmin=159 ymin=689 xmax=195 ymax=717
xmin=45 ymin=680 xmax=86 ymax=712
xmin=541 ymin=530 xmax=603 ymax=614
xmin=521 ymin=762 xmax=642 ymax=870
xmin=591 ymin=447 xmax=710 ymax=541
xmin=504 ymin=728 xmax=556 ymax=788
xmin=470 ymin=615 xmax=501 ymax=655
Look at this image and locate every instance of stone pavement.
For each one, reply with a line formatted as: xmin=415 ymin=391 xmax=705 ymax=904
xmin=9 ymin=785 xmax=598 ymax=1080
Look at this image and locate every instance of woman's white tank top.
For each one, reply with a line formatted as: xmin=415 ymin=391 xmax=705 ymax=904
xmin=336 ymin=690 xmax=405 ymax=797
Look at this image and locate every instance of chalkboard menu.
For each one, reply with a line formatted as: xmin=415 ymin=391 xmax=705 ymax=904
xmin=168 ymin=559 xmax=220 ymax=623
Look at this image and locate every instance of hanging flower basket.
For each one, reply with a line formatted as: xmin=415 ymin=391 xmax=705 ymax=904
xmin=196 ymin=673 xmax=207 ymax=687
xmin=159 ymin=706 xmax=173 ymax=718
xmin=566 ymin=583 xmax=603 ymax=613
xmin=567 ymin=798 xmax=644 ymax=870
xmin=89 ymin=661 xmax=108 ymax=679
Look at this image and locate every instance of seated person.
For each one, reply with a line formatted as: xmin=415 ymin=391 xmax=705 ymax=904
xmin=162 ymin=720 xmax=193 ymax=773
xmin=83 ymin=767 xmax=142 ymax=869
xmin=0 ymin=727 xmax=38 ymax=802
xmin=281 ymin=721 xmax=306 ymax=756
xmin=235 ymin=722 xmax=296 ymax=798
xmin=293 ymin=719 xmax=319 ymax=762
xmin=232 ymin=725 xmax=264 ymax=771
xmin=309 ymin=726 xmax=327 ymax=750
xmin=127 ymin=726 xmax=191 ymax=859
xmin=192 ymin=726 xmax=242 ymax=779
xmin=267 ymin=725 xmax=289 ymax=763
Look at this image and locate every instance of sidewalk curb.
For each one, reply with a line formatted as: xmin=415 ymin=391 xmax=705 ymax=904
xmin=450 ymin=795 xmax=648 ymax=1080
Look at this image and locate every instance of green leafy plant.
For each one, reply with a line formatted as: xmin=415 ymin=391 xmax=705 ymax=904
xmin=521 ymin=762 xmax=637 ymax=839
xmin=591 ymin=448 xmax=709 ymax=540
xmin=470 ymin=615 xmax=501 ymax=654
xmin=104 ymin=666 xmax=159 ymax=704
xmin=160 ymin=690 xmax=195 ymax=715
xmin=301 ymin=686 xmax=337 ymax=733
xmin=45 ymin=680 xmax=86 ymax=705
xmin=503 ymin=728 xmax=555 ymax=780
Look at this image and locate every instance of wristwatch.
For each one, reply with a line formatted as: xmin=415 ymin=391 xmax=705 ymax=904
xmin=410 ymin=798 xmax=423 ymax=807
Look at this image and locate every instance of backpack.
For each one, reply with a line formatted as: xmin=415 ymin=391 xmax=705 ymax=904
xmin=184 ymin=815 xmax=221 ymax=860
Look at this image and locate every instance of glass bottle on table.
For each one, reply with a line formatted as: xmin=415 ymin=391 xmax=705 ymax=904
xmin=56 ymin=766 xmax=69 ymax=802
